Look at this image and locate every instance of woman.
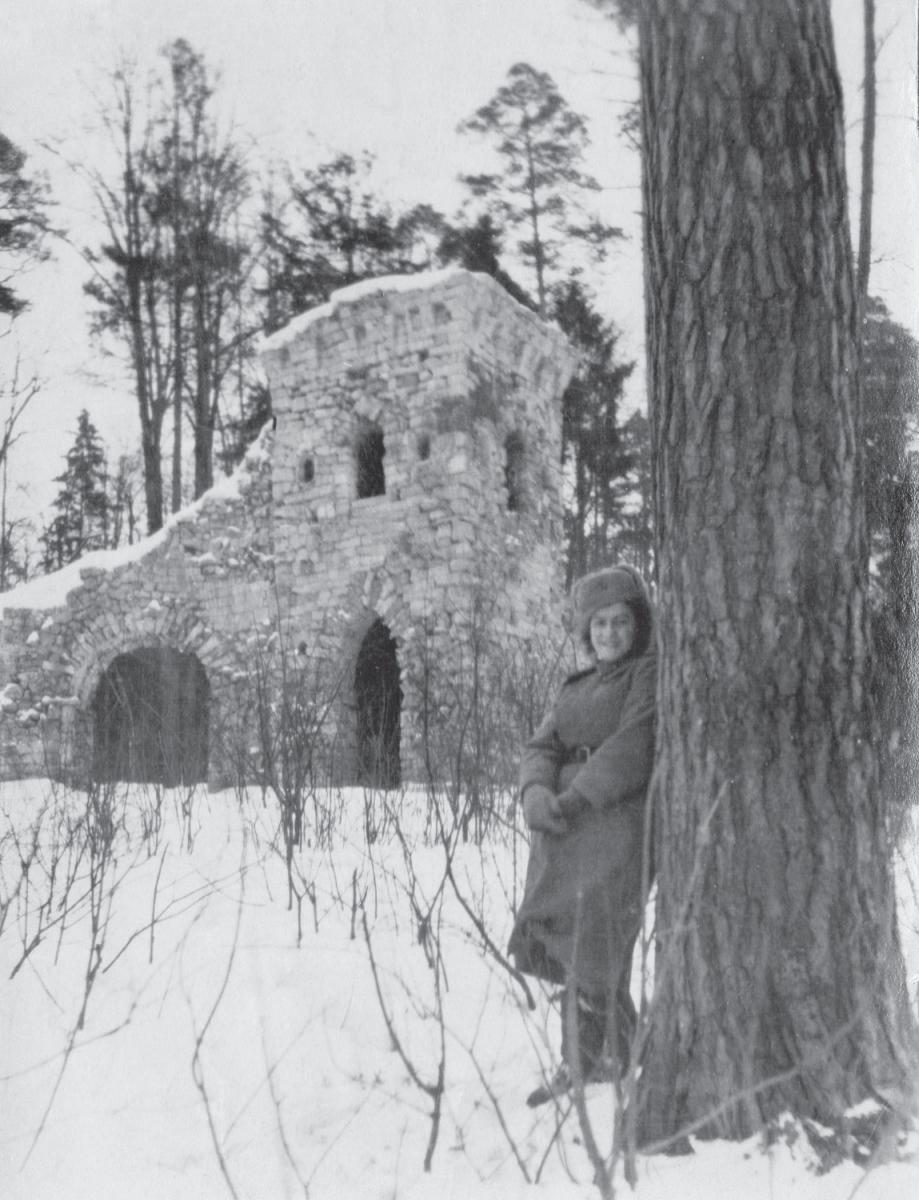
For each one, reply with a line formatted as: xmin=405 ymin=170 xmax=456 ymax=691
xmin=508 ymin=564 xmax=657 ymax=1106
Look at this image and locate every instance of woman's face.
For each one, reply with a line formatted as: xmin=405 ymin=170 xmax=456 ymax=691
xmin=589 ymin=602 xmax=637 ymax=663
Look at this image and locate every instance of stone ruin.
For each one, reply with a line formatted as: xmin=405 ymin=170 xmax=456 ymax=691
xmin=0 ymin=269 xmax=576 ymax=790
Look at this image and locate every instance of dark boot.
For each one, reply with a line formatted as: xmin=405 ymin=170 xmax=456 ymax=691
xmin=561 ymin=988 xmax=608 ymax=1081
xmin=526 ymin=989 xmax=607 ymax=1107
xmin=525 ymin=1062 xmax=574 ymax=1107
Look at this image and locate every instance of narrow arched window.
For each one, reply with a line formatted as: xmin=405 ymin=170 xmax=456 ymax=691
xmin=504 ymin=432 xmax=525 ymax=512
xmin=298 ymin=453 xmax=315 ymax=484
xmin=355 ymin=423 xmax=386 ymax=498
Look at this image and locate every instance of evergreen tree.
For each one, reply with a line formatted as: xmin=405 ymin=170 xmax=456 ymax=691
xmin=218 ymin=381 xmax=273 ymax=471
xmin=604 ymin=408 xmax=653 ymax=578
xmin=551 ymin=277 xmax=635 ymax=583
xmin=456 ymin=65 xmax=637 ymax=580
xmin=259 ymin=152 xmax=438 ymax=331
xmin=457 ymin=62 xmax=621 ymax=313
xmin=0 ymin=132 xmax=51 ymax=320
xmin=0 ymin=520 xmax=32 ymax=589
xmin=40 ymin=410 xmax=111 ymax=570
xmin=436 ymin=213 xmax=535 ymax=309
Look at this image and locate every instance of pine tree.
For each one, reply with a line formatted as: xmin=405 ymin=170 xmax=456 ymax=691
xmin=600 ymin=408 xmax=653 ymax=579
xmin=637 ymin=0 xmax=914 ymax=1143
xmin=0 ymin=132 xmax=51 ymax=320
xmin=551 ymin=277 xmax=635 ymax=583
xmin=457 ymin=62 xmax=621 ymax=313
xmin=217 ymin=381 xmax=272 ymax=471
xmin=436 ymin=213 xmax=535 ymax=309
xmin=259 ymin=152 xmax=437 ymax=331
xmin=40 ymin=410 xmax=111 ymax=570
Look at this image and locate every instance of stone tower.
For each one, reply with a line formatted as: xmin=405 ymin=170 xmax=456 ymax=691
xmin=261 ymin=269 xmax=576 ymax=784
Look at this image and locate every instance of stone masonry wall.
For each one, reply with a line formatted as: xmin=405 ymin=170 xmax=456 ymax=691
xmin=0 ymin=437 xmax=274 ymax=785
xmin=0 ymin=269 xmax=576 ymax=788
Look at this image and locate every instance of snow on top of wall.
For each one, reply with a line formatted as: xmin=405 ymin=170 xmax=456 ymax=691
xmin=0 ymin=529 xmax=171 ymax=616
xmin=259 ymin=267 xmax=471 ymax=354
xmin=0 ymin=427 xmax=272 ymax=618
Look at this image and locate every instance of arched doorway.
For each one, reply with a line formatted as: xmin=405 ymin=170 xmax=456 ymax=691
xmin=354 ymin=619 xmax=401 ymax=788
xmin=92 ymin=647 xmax=209 ymax=785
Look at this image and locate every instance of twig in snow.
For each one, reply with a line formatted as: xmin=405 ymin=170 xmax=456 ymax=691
xmin=261 ymin=1025 xmax=310 ymax=1197
xmin=149 ymin=843 xmax=168 ymax=964
xmin=187 ymin=846 xmax=247 ymax=1200
xmin=360 ymin=905 xmax=446 ymax=1171
xmin=460 ymin=1036 xmax=532 ymax=1182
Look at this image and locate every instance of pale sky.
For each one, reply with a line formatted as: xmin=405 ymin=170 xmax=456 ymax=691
xmin=1 ymin=0 xmax=916 ymax=526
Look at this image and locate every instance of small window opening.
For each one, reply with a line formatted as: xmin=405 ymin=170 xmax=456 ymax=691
xmin=355 ymin=423 xmax=386 ymax=498
xmin=417 ymin=433 xmax=431 ymax=462
xmin=504 ymin=432 xmax=525 ymax=512
xmin=299 ymin=454 xmax=315 ymax=484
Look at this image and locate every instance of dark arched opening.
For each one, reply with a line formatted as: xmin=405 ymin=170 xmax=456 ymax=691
xmin=504 ymin=431 xmax=525 ymax=512
xmin=354 ymin=619 xmax=401 ymax=788
xmin=92 ymin=647 xmax=209 ymax=785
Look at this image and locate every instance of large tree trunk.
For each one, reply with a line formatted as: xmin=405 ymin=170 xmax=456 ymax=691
xmin=636 ymin=0 xmax=914 ymax=1144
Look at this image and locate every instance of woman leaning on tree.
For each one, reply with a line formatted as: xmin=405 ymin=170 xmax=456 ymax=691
xmin=508 ymin=564 xmax=657 ymax=1106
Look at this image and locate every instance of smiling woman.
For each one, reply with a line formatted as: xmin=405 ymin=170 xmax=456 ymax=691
xmin=508 ymin=563 xmax=657 ymax=1106
xmin=588 ymin=602 xmax=637 ymax=663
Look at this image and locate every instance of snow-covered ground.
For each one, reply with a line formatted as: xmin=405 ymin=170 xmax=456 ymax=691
xmin=1 ymin=779 xmax=916 ymax=1200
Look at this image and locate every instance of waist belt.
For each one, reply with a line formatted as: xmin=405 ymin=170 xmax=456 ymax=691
xmin=566 ymin=746 xmax=593 ymax=764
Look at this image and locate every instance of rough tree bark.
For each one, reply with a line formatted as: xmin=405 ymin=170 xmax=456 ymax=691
xmin=636 ymin=0 xmax=915 ymax=1143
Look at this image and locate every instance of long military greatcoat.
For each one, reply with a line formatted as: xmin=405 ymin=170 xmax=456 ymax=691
xmin=508 ymin=649 xmax=657 ymax=994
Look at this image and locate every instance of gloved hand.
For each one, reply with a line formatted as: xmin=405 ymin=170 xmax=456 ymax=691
xmin=553 ymin=788 xmax=590 ymax=820
xmin=523 ymin=785 xmax=569 ymax=836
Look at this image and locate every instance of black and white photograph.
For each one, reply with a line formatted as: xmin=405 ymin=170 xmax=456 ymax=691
xmin=1 ymin=2 xmax=917 ymax=1197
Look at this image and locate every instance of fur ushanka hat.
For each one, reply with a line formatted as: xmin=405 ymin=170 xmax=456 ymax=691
xmin=571 ymin=565 xmax=652 ymax=645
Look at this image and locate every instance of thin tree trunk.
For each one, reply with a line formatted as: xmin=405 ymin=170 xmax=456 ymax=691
xmin=119 ymin=107 xmax=165 ymax=537
xmin=0 ymin=452 xmax=8 ymax=591
xmin=193 ymin=279 xmax=214 ymax=497
xmin=637 ymin=0 xmax=914 ymax=1144
xmin=126 ymin=266 xmax=164 ymax=535
xmin=171 ymin=81 xmax=185 ymax=515
xmin=856 ymin=0 xmax=876 ymax=314
xmin=524 ymin=133 xmax=546 ymax=314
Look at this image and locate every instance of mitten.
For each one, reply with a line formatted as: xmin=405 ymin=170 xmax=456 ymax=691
xmin=523 ymin=785 xmax=569 ymax=835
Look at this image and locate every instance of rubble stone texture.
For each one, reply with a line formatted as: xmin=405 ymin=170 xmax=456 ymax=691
xmin=0 ymin=270 xmax=575 ymax=788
